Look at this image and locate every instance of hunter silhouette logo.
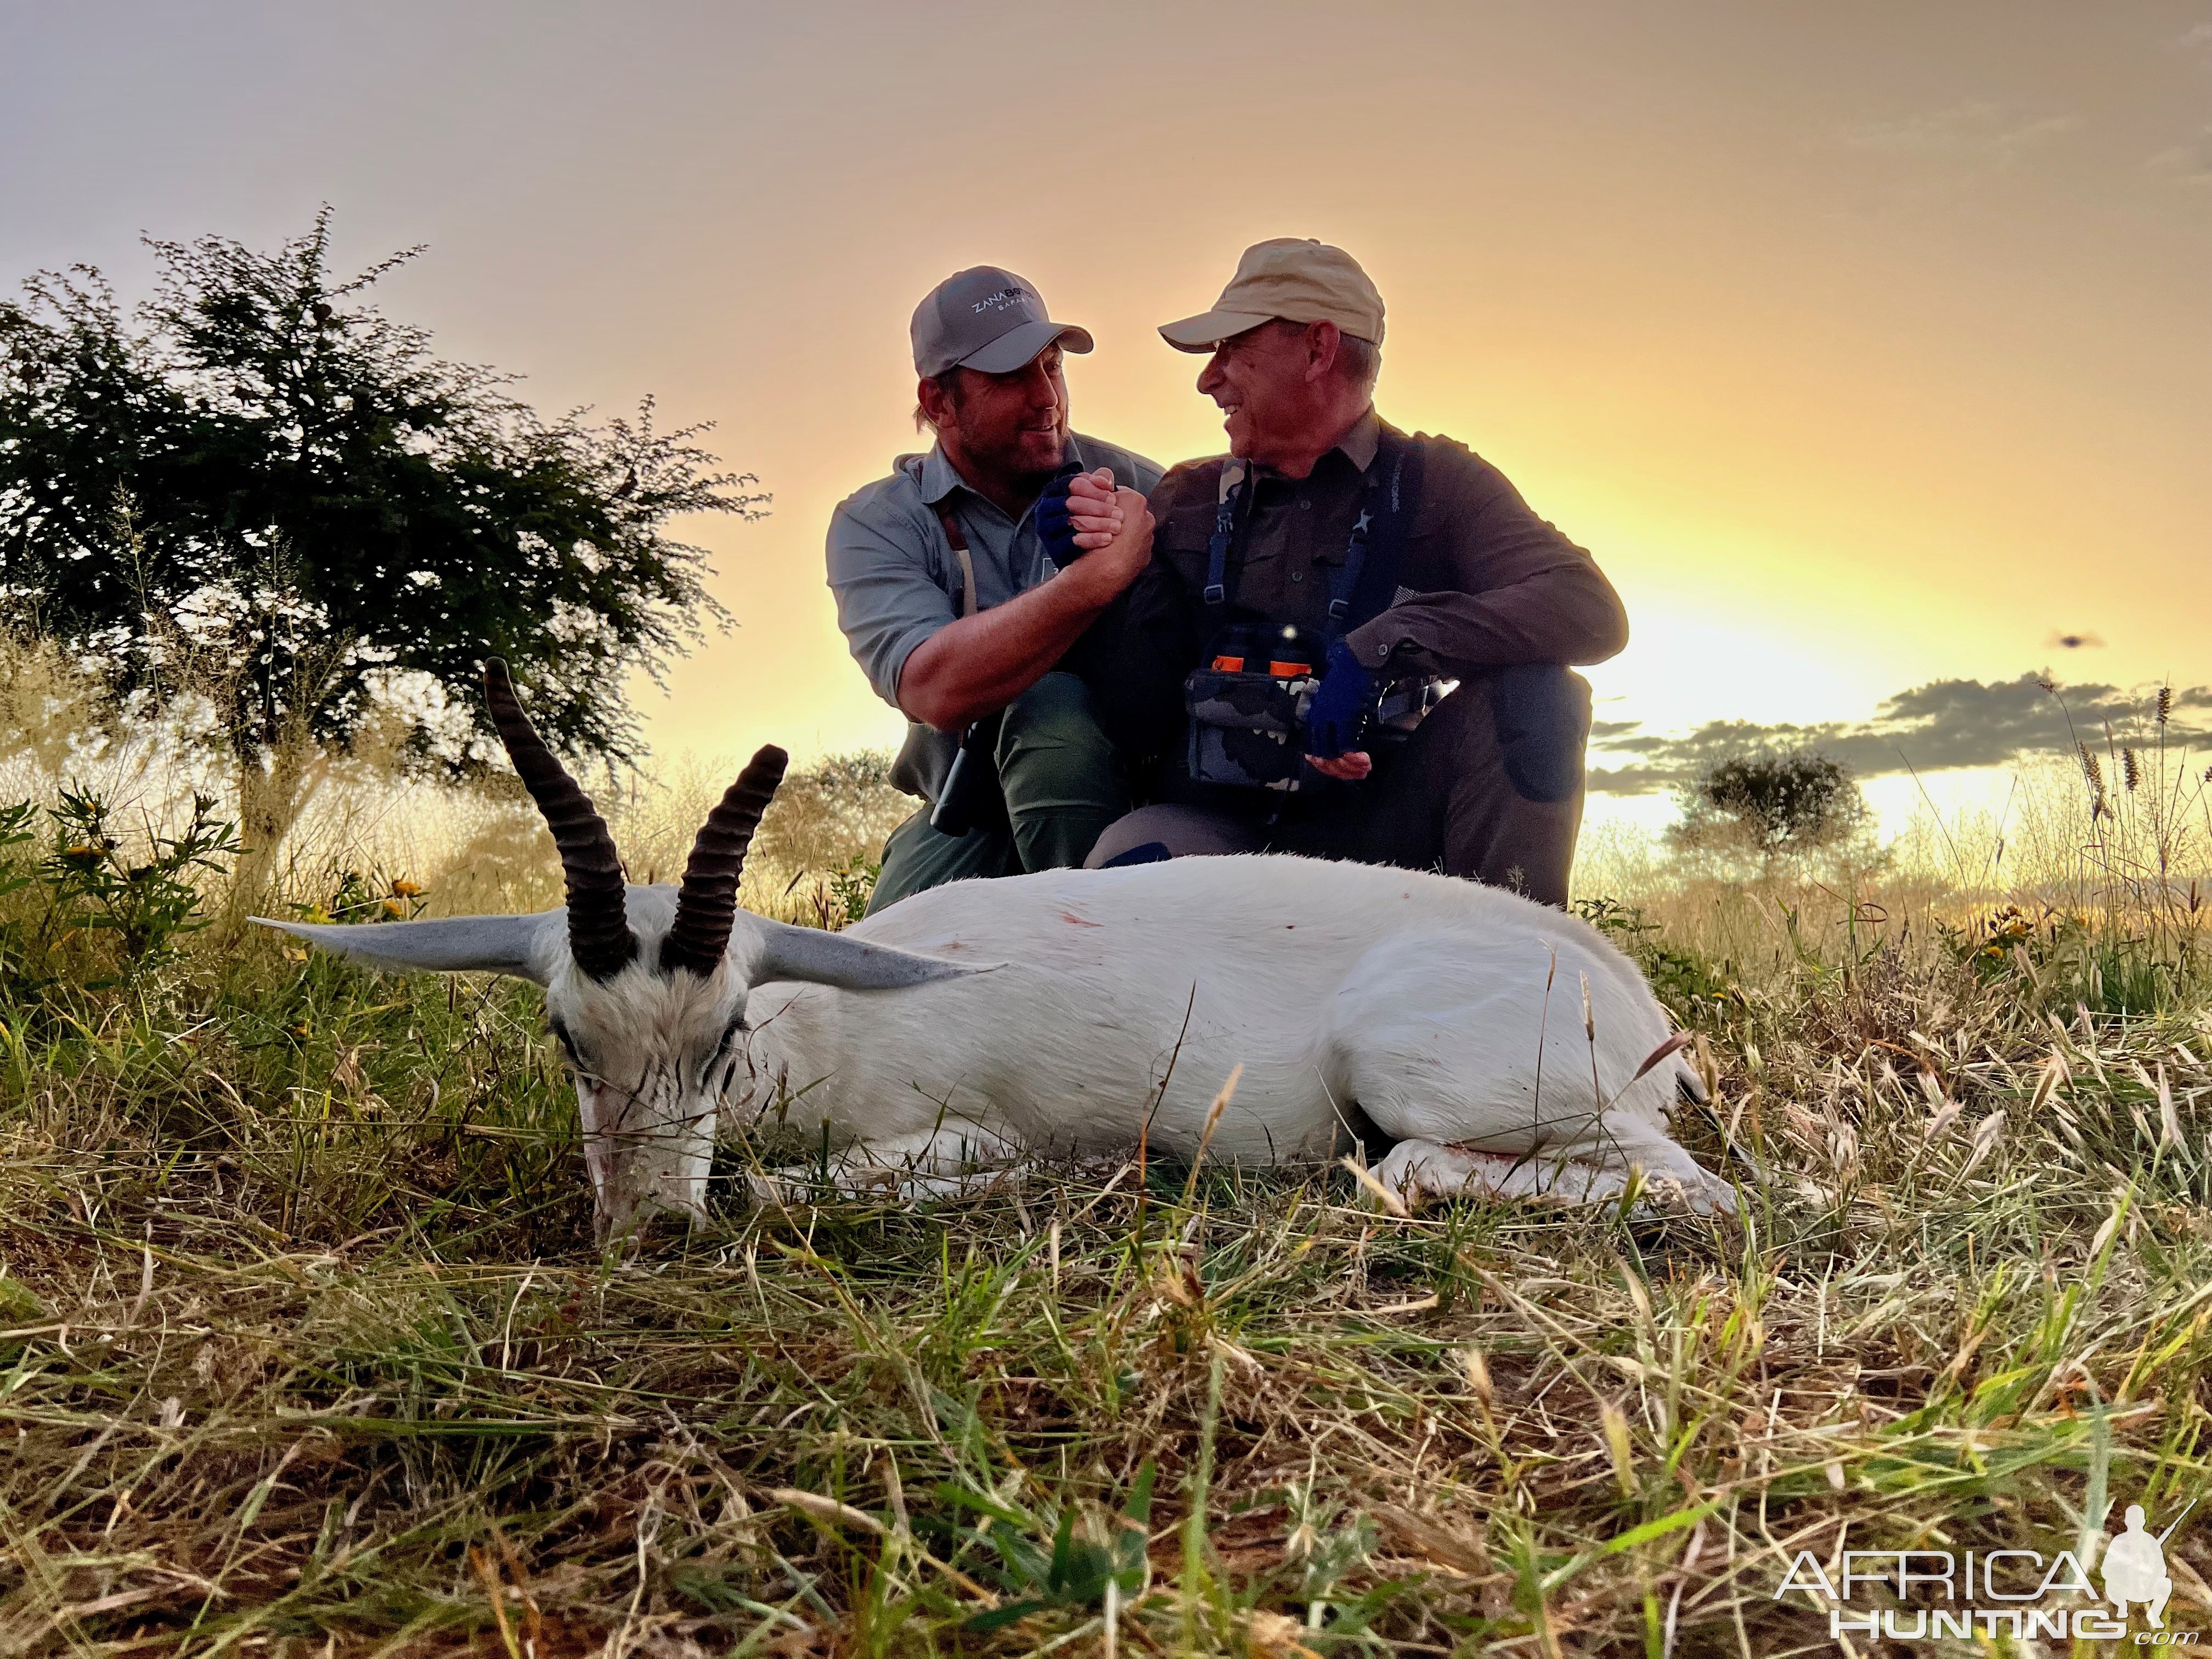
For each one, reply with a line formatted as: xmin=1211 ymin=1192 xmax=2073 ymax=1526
xmin=2107 ymin=1502 xmax=2191 ymax=1629
xmin=1777 ymin=1498 xmax=2199 ymax=1644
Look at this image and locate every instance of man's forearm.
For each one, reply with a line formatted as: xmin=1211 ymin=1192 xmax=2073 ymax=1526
xmin=1344 ymin=562 xmax=1629 ymax=679
xmin=896 ymin=564 xmax=1122 ymax=731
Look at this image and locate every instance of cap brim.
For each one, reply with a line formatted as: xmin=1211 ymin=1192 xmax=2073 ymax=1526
xmin=957 ymin=320 xmax=1094 ymax=375
xmin=1157 ymin=308 xmax=1278 ymax=352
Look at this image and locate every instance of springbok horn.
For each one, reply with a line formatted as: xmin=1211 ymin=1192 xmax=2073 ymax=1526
xmin=482 ymin=659 xmax=638 ymax=984
xmin=662 ymin=745 xmax=789 ymax=978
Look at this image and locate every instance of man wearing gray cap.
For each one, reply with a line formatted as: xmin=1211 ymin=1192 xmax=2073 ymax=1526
xmin=828 ymin=267 xmax=1161 ymax=913
xmin=1070 ymin=239 xmax=1628 ymax=907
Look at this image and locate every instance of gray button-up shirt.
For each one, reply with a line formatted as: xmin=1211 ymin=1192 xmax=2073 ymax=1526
xmin=828 ymin=432 xmax=1162 ymax=797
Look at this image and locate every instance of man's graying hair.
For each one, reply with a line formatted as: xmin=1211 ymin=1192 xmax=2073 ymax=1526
xmin=1265 ymin=317 xmax=1380 ymax=393
xmin=1329 ymin=328 xmax=1382 ymax=394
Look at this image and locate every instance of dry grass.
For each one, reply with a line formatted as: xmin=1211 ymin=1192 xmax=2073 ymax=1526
xmin=5 ymin=865 xmax=2212 ymax=1654
xmin=7 ymin=664 xmax=2212 ymax=1652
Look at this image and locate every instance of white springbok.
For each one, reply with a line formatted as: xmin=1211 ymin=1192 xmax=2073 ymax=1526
xmin=263 ymin=663 xmax=1735 ymax=1237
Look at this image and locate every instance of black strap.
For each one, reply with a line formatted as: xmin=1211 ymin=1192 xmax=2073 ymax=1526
xmin=1197 ymin=430 xmax=1423 ymax=646
xmin=1320 ymin=450 xmax=1392 ymax=630
xmin=1328 ymin=433 xmax=1423 ymax=646
xmin=1200 ymin=461 xmax=1245 ymax=607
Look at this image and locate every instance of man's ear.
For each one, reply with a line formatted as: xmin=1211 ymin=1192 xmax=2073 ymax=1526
xmin=917 ymin=371 xmax=961 ymax=435
xmin=1304 ymin=319 xmax=1343 ymax=385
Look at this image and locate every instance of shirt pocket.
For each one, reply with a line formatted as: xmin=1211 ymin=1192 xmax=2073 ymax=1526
xmin=1155 ymin=513 xmax=1216 ymax=596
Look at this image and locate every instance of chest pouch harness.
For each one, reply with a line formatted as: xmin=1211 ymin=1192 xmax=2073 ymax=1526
xmin=1182 ymin=431 xmax=1441 ymax=794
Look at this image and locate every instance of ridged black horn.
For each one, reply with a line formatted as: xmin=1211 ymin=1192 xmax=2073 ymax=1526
xmin=483 ymin=659 xmax=637 ymax=984
xmin=662 ymin=745 xmax=788 ymax=979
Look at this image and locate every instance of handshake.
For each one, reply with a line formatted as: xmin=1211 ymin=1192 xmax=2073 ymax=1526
xmin=1037 ymin=463 xmax=1145 ymax=570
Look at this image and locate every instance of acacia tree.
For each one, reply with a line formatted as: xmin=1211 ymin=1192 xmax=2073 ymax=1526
xmin=0 ymin=208 xmax=766 ymax=904
xmin=1668 ymin=749 xmax=1874 ymax=869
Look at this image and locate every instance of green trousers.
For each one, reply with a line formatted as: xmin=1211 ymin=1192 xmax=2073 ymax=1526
xmin=866 ymin=672 xmax=1127 ymax=916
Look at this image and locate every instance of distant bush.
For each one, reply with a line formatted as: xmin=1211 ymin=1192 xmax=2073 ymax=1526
xmin=1668 ymin=749 xmax=1874 ymax=868
xmin=750 ymin=749 xmax=909 ymax=877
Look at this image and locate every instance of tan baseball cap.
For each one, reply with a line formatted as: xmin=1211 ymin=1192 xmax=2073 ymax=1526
xmin=1158 ymin=238 xmax=1385 ymax=353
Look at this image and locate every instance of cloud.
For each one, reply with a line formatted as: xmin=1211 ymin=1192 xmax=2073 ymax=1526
xmin=2181 ymin=20 xmax=2212 ymax=52
xmin=1587 ymin=672 xmax=2211 ymax=796
xmin=2145 ymin=125 xmax=2212 ymax=184
xmin=1841 ymin=102 xmax=2084 ymax=164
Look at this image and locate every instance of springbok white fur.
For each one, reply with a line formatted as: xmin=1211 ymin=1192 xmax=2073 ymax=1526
xmin=263 ymin=853 xmax=1734 ymax=1236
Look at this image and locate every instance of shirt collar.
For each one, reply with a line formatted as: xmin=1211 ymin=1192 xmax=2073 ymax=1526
xmin=917 ymin=443 xmax=966 ymax=507
xmin=1251 ymin=409 xmax=1382 ymax=487
xmin=1332 ymin=408 xmax=1383 ymax=473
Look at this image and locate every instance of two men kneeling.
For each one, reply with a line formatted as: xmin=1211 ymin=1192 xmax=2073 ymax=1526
xmin=826 ymin=241 xmax=1628 ymax=914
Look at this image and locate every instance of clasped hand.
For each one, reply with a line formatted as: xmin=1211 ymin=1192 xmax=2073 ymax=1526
xmin=1052 ymin=468 xmax=1125 ymax=551
xmin=1051 ymin=468 xmax=1153 ymax=589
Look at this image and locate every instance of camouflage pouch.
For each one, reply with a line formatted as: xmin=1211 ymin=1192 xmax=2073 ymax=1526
xmin=1183 ymin=667 xmax=1318 ymax=793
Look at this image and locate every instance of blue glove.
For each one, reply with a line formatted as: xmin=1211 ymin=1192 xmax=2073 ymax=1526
xmin=1034 ymin=461 xmax=1088 ymax=568
xmin=1304 ymin=637 xmax=1377 ymax=760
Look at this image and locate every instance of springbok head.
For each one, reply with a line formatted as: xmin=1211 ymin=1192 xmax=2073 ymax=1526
xmin=258 ymin=660 xmax=981 ymax=1239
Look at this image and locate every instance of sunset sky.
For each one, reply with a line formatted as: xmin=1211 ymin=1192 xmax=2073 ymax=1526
xmin=5 ymin=2 xmax=2208 ymax=832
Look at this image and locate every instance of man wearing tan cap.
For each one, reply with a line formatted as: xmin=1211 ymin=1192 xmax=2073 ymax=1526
xmin=1068 ymin=238 xmax=1627 ymax=906
xmin=828 ymin=266 xmax=1161 ymax=913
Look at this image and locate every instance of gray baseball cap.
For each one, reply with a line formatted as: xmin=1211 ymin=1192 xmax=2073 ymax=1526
xmin=911 ymin=266 xmax=1094 ymax=379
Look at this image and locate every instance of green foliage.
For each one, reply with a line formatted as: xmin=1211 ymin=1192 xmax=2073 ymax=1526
xmin=0 ymin=1274 xmax=42 ymax=1365
xmin=0 ymin=208 xmax=769 ymax=771
xmin=1669 ymin=748 xmax=1871 ymax=861
xmin=0 ymin=787 xmax=240 ymax=995
xmin=40 ymin=787 xmax=241 ymax=976
xmin=291 ymin=867 xmax=431 ymax=927
xmin=945 ymin=1463 xmax=1155 ymax=1631
xmin=0 ymin=799 xmax=33 ymax=896
xmin=1944 ymin=901 xmax=2191 ymax=1018
xmin=1573 ymin=894 xmax=1735 ymax=1023
xmin=820 ymin=855 xmax=880 ymax=928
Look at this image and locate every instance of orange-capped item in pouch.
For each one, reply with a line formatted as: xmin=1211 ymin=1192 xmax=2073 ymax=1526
xmin=1212 ymin=654 xmax=1246 ymax=672
xmin=1267 ymin=660 xmax=1312 ymax=678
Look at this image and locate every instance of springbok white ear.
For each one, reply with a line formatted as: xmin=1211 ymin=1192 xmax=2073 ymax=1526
xmin=749 ymin=918 xmax=998 ymax=992
xmin=253 ymin=915 xmax=556 ymax=983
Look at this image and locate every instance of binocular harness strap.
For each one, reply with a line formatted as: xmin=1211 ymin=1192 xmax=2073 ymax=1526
xmin=1198 ymin=433 xmax=1421 ymax=649
xmin=1202 ymin=460 xmax=1246 ymax=607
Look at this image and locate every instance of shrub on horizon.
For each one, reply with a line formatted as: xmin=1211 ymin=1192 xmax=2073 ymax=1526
xmin=1668 ymin=748 xmax=1877 ymax=873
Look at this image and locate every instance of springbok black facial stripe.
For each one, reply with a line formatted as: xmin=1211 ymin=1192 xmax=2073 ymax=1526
xmin=698 ymin=1014 xmax=748 ymax=1088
